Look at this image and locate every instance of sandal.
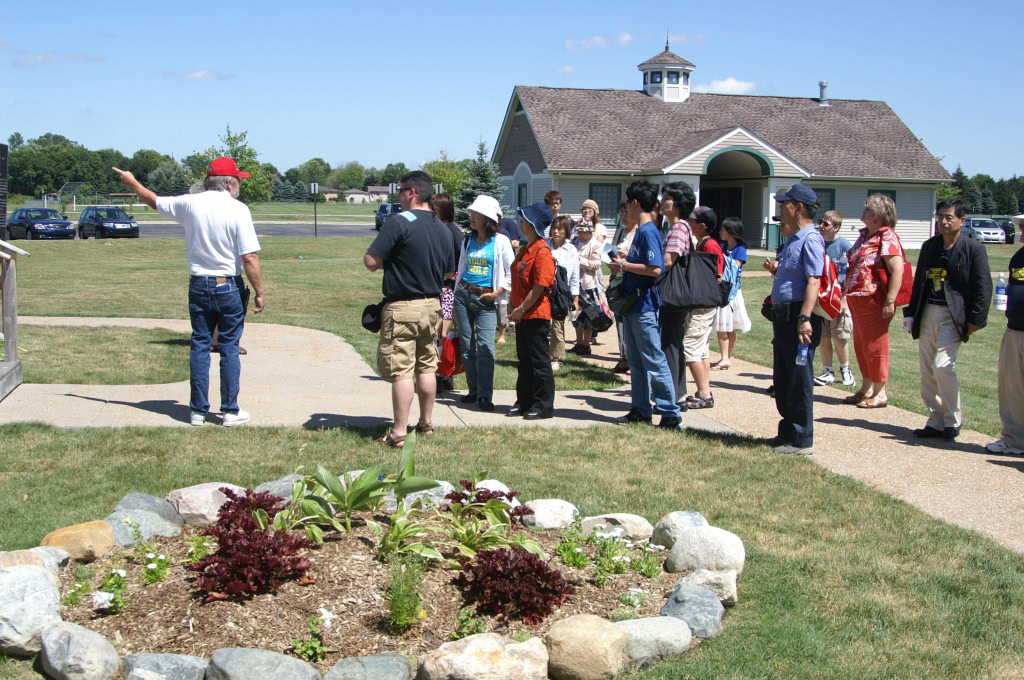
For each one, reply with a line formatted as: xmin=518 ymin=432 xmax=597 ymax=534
xmin=856 ymin=396 xmax=888 ymax=409
xmin=414 ymin=422 xmax=434 ymax=436
xmin=376 ymin=430 xmax=407 ymax=448
xmin=843 ymin=391 xmax=870 ymax=404
xmin=685 ymin=393 xmax=715 ymax=409
xmin=711 ymin=364 xmax=730 ymax=371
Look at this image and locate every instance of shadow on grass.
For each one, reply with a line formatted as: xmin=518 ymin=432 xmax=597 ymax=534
xmin=63 ymin=393 xmax=190 ymax=422
xmin=303 ymin=413 xmax=392 ymax=432
xmin=147 ymin=338 xmax=191 ymax=347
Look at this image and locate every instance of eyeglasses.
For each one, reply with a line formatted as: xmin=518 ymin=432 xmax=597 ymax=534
xmin=935 ymin=213 xmax=960 ymax=222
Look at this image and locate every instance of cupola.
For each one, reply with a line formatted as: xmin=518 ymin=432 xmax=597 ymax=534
xmin=638 ymin=39 xmax=695 ymax=103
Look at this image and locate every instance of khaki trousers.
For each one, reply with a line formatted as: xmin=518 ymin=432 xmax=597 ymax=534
xmin=918 ymin=303 xmax=962 ymax=429
xmin=998 ymin=328 xmax=1024 ymax=449
xmin=549 ymin=317 xmax=567 ymax=360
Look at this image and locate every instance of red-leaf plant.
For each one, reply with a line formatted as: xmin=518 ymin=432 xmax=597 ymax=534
xmin=453 ymin=546 xmax=574 ymax=625
xmin=444 ymin=480 xmax=535 ymax=527
xmin=187 ymin=488 xmax=313 ymax=602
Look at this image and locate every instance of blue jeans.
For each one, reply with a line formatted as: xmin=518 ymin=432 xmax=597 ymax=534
xmin=453 ymin=285 xmax=498 ymax=400
xmin=623 ymin=310 xmax=680 ymax=418
xmin=188 ymin=275 xmax=245 ymax=415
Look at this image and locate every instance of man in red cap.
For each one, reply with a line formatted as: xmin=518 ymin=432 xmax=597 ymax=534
xmin=113 ymin=157 xmax=264 ymax=427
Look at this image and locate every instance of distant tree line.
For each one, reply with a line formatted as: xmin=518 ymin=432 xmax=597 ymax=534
xmin=944 ymin=166 xmax=1022 ymax=215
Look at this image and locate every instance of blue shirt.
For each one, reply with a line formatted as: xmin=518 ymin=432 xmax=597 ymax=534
xmin=462 ymin=236 xmax=495 ymax=288
xmin=772 ymin=225 xmax=825 ymax=303
xmin=624 ymin=221 xmax=664 ymax=314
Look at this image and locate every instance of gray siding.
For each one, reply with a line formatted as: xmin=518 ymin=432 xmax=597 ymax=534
xmin=809 ymin=183 xmax=936 ymax=249
xmin=498 ymin=113 xmax=547 ymax=175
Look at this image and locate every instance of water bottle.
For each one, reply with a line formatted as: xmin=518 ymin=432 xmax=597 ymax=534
xmin=994 ymin=273 xmax=1007 ymax=311
xmin=837 ymin=252 xmax=848 ymax=287
xmin=796 ymin=343 xmax=810 ymax=366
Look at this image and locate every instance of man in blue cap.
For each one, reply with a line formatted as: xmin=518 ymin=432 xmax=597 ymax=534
xmin=770 ymin=184 xmax=825 ymax=455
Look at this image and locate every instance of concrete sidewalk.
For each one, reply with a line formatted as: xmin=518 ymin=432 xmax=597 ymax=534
xmin=2 ymin=316 xmax=1022 ymax=555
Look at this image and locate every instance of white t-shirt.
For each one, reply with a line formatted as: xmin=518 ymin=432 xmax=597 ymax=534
xmin=155 ymin=190 xmax=261 ymax=276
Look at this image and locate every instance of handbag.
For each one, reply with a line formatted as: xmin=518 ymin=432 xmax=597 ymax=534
xmin=361 ymin=300 xmax=384 ymax=333
xmin=761 ymin=295 xmax=774 ymax=322
xmin=606 ymin=274 xmax=640 ymax=316
xmin=659 ymin=251 xmax=724 ymax=312
xmin=437 ymin=333 xmax=464 ymax=377
xmin=870 ymin=233 xmax=913 ymax=307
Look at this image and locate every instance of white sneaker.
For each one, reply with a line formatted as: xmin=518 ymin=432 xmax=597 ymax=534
xmin=190 ymin=412 xmax=206 ymax=427
xmin=814 ymin=368 xmax=835 ymax=386
xmin=222 ymin=409 xmax=251 ymax=427
xmin=551 ymin=360 xmax=561 ymax=371
xmin=840 ymin=366 xmax=855 ymax=386
xmin=986 ymin=439 xmax=1024 ymax=456
xmin=776 ymin=444 xmax=815 ymax=455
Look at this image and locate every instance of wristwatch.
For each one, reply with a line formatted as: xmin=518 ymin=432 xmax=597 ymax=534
xmin=796 ymin=314 xmax=812 ymax=324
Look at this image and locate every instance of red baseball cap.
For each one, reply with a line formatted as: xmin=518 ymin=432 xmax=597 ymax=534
xmin=206 ymin=156 xmax=250 ymax=178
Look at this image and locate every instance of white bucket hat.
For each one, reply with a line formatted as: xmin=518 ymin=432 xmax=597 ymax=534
xmin=467 ymin=195 xmax=502 ymax=223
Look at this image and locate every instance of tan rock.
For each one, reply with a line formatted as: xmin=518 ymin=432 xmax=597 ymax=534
xmin=417 ymin=633 xmax=547 ymax=680
xmin=546 ymin=614 xmax=626 ymax=680
xmin=39 ymin=521 xmax=115 ymax=562
xmin=0 ymin=550 xmax=47 ymax=572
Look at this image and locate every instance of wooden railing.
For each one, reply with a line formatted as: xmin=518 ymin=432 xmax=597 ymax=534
xmin=0 ymin=239 xmax=29 ymax=402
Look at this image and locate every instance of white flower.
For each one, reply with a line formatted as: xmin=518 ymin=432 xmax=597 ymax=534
xmin=147 ymin=563 xmax=157 ymax=570
xmin=111 ymin=569 xmax=126 ymax=578
xmin=158 ymin=555 xmax=166 ymax=561
xmin=146 ymin=552 xmax=155 ymax=559
xmin=318 ymin=607 xmax=334 ymax=632
xmin=92 ymin=591 xmax=114 ymax=610
xmin=574 ymin=547 xmax=583 ymax=553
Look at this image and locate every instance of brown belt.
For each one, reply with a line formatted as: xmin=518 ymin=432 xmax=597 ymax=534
xmin=459 ymin=281 xmax=493 ymax=295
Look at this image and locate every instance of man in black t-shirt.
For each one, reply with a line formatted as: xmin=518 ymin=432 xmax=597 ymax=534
xmin=364 ymin=171 xmax=456 ymax=447
xmin=988 ymin=240 xmax=1024 ymax=455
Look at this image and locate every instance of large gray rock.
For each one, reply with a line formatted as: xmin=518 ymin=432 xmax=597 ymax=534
xmin=680 ymin=569 xmax=738 ymax=607
xmin=0 ymin=550 xmax=47 ymax=571
xmin=651 ymin=511 xmax=708 ymax=550
xmin=382 ymin=480 xmax=455 ymax=513
xmin=474 ymin=479 xmax=520 ymax=507
xmin=166 ymin=483 xmax=246 ymax=527
xmin=417 ymin=633 xmax=547 ymax=680
xmin=546 ymin=614 xmax=626 ymax=680
xmin=29 ymin=546 xmax=71 ymax=574
xmin=664 ymin=526 xmax=745 ymax=575
xmin=104 ymin=508 xmax=183 ymax=547
xmin=113 ymin=492 xmax=183 ymax=524
xmin=254 ymin=474 xmax=304 ymax=501
xmin=39 ymin=622 xmax=120 ymax=680
xmin=660 ymin=583 xmax=725 ymax=639
xmin=325 ymin=652 xmax=411 ymax=680
xmin=124 ymin=652 xmax=207 ymax=680
xmin=522 ymin=499 xmax=578 ymax=530
xmin=0 ymin=565 xmax=61 ymax=656
xmin=206 ymin=648 xmax=321 ymax=680
xmin=615 ymin=616 xmax=692 ymax=662
xmin=582 ymin=514 xmax=653 ymax=541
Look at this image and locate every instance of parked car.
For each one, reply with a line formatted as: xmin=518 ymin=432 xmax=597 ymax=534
xmin=962 ymin=217 xmax=1007 ymax=244
xmin=78 ymin=206 xmax=139 ymax=239
xmin=990 ymin=216 xmax=1016 ymax=244
xmin=374 ymin=202 xmax=403 ymax=230
xmin=3 ymin=208 xmax=75 ymax=240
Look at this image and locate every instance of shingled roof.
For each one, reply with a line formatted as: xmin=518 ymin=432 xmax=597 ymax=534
xmin=638 ymin=49 xmax=695 ymax=68
xmin=512 ymin=86 xmax=949 ymax=181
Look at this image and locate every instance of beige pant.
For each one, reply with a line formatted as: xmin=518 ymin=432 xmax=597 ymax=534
xmin=918 ymin=304 xmax=962 ymax=429
xmin=550 ymin=317 xmax=567 ymax=360
xmin=998 ymin=328 xmax=1024 ymax=449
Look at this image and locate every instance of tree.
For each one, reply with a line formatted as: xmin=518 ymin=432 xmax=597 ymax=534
xmin=27 ymin=133 xmax=80 ymax=149
xmin=935 ymin=184 xmax=960 ymax=202
xmin=364 ymin=167 xmax=381 ymax=188
xmin=284 ymin=167 xmax=302 ymax=184
xmin=951 ymin=165 xmax=971 ymax=200
xmin=981 ymin=187 xmax=997 ymax=215
xmin=127 ymin=149 xmax=171 ymax=184
xmin=261 ymin=162 xmax=281 ymax=180
xmin=148 ymin=160 xmax=191 ymax=196
xmin=299 ymin=157 xmax=331 ymax=185
xmin=190 ymin=125 xmax=273 ymax=205
xmin=454 ymin=141 xmax=505 ymax=228
xmin=271 ymin=176 xmax=288 ymax=201
xmin=380 ymin=162 xmax=409 ymax=185
xmin=332 ymin=161 xmax=366 ymax=190
xmin=7 ymin=132 xmax=23 ymax=152
xmin=421 ymin=150 xmax=469 ymax=197
xmin=966 ymin=184 xmax=983 ymax=214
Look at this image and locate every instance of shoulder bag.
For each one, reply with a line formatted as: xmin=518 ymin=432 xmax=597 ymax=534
xmin=659 ymin=251 xmax=724 ymax=312
xmin=871 ymin=231 xmax=913 ymax=307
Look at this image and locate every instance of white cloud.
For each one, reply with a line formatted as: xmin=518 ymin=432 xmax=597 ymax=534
xmin=0 ymin=41 xmax=24 ymax=55
xmin=556 ymin=65 xmax=574 ymax=74
xmin=171 ymin=69 xmax=236 ymax=82
xmin=693 ymin=77 xmax=755 ymax=95
xmin=566 ymin=35 xmax=608 ymax=51
xmin=667 ymin=33 xmax=704 ymax=45
xmin=13 ymin=52 xmax=104 ymax=67
xmin=617 ymin=31 xmax=633 ymax=46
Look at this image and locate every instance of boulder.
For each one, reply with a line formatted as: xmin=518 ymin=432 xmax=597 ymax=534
xmin=206 ymin=648 xmax=321 ymax=680
xmin=680 ymin=569 xmax=738 ymax=607
xmin=664 ymin=526 xmax=745 ymax=575
xmin=382 ymin=480 xmax=455 ymax=513
xmin=124 ymin=652 xmax=207 ymax=680
xmin=166 ymin=483 xmax=246 ymax=527
xmin=104 ymin=509 xmax=183 ymax=548
xmin=474 ymin=479 xmax=520 ymax=507
xmin=660 ymin=583 xmax=725 ymax=639
xmin=0 ymin=550 xmax=47 ymax=571
xmin=112 ymin=493 xmax=182 ymax=524
xmin=29 ymin=546 xmax=71 ymax=574
xmin=615 ymin=616 xmax=692 ymax=662
xmin=39 ymin=622 xmax=120 ymax=680
xmin=522 ymin=499 xmax=578 ymax=530
xmin=254 ymin=474 xmax=304 ymax=501
xmin=651 ymin=511 xmax=708 ymax=550
xmin=582 ymin=514 xmax=654 ymax=541
xmin=546 ymin=614 xmax=626 ymax=680
xmin=40 ymin=521 xmax=115 ymax=562
xmin=0 ymin=565 xmax=61 ymax=656
xmin=325 ymin=652 xmax=412 ymax=680
xmin=417 ymin=633 xmax=547 ymax=680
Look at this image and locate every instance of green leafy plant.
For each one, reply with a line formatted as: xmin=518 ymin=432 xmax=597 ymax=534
xmin=379 ymin=432 xmax=441 ymax=510
xmin=97 ymin=568 xmax=128 ymax=613
xmin=617 ymin=590 xmax=649 ymax=608
xmin=630 ymin=546 xmax=662 ymax=579
xmin=122 ymin=518 xmax=157 ymax=560
xmin=449 ymin=606 xmax=486 ymax=640
xmin=385 ymin=557 xmax=426 ymax=630
xmin=611 ymin=608 xmax=639 ymax=622
xmin=184 ymin=534 xmax=215 ymax=565
xmin=370 ymin=506 xmax=443 ymax=563
xmin=265 ymin=466 xmax=343 ymax=544
xmin=291 ymin=616 xmax=331 ymax=663
xmin=310 ymin=464 xmax=389 ymax=533
xmin=74 ymin=565 xmax=96 ymax=581
xmin=511 ymin=631 xmax=533 ymax=643
xmin=142 ymin=552 xmax=171 ymax=585
xmin=62 ymin=581 xmax=89 ymax=606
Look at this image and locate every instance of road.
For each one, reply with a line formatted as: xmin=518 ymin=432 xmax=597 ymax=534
xmin=135 ymin=222 xmax=377 ymax=238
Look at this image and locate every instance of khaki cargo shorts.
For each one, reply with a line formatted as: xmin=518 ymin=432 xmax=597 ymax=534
xmin=825 ymin=308 xmax=853 ymax=340
xmin=377 ymin=298 xmax=442 ymax=382
xmin=683 ymin=306 xmax=717 ymax=362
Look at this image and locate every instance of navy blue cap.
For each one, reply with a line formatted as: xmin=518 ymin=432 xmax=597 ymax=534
xmin=774 ymin=184 xmax=818 ymax=207
xmin=516 ymin=202 xmax=553 ymax=233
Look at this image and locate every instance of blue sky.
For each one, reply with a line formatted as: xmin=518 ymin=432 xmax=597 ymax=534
xmin=2 ymin=0 xmax=1020 ymax=179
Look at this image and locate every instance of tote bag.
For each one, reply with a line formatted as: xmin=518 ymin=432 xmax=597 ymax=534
xmin=870 ymin=235 xmax=914 ymax=307
xmin=437 ymin=333 xmax=465 ymax=377
xmin=659 ymin=251 xmax=725 ymax=312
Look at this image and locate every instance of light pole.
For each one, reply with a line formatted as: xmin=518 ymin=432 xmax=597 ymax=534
xmin=310 ymin=182 xmax=319 ymax=237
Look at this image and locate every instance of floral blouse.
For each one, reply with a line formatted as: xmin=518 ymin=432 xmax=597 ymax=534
xmin=843 ymin=226 xmax=903 ymax=297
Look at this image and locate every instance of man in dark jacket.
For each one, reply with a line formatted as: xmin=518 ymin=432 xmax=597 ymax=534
xmin=904 ymin=198 xmax=992 ymax=440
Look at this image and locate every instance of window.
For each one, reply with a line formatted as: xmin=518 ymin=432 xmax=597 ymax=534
xmin=651 ymin=72 xmax=663 ymax=84
xmin=667 ymin=71 xmax=679 ymax=84
xmin=517 ymin=183 xmax=528 ymax=208
xmin=643 ymin=73 xmax=648 ymax=85
xmin=682 ymin=72 xmax=689 ymax=86
xmin=588 ymin=183 xmax=622 ymax=225
xmin=810 ymin=188 xmax=835 ymax=215
xmin=867 ymin=189 xmax=896 ymax=202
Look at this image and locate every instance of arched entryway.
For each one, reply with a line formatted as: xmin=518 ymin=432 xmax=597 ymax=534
xmin=699 ymin=147 xmax=773 ymax=246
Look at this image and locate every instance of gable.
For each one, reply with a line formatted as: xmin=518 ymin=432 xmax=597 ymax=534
xmin=497 ymin=109 xmax=547 ymax=175
xmin=665 ymin=128 xmax=809 ymax=178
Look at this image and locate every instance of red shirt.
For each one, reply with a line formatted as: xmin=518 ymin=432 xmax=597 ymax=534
xmin=511 ymin=239 xmax=556 ymax=320
xmin=697 ymin=237 xmax=725 ymax=275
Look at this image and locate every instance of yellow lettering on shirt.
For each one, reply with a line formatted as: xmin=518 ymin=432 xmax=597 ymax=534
xmin=1011 ymin=267 xmax=1024 ymax=282
xmin=467 ymin=255 xmax=489 ymax=276
xmin=927 ymin=267 xmax=947 ymax=293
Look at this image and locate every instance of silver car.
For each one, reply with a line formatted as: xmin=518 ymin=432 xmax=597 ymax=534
xmin=963 ymin=218 xmax=1007 ymax=244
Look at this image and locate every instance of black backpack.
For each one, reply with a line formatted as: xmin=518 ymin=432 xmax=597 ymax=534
xmin=549 ymin=264 xmax=571 ymax=320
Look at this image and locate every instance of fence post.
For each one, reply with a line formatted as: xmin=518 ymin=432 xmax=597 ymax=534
xmin=2 ymin=257 xmax=17 ymax=363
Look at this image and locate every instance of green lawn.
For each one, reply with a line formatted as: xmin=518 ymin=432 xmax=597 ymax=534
xmin=0 ymin=424 xmax=1023 ymax=678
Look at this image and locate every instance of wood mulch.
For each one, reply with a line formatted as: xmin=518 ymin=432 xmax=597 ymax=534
xmin=60 ymin=514 xmax=690 ymax=672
